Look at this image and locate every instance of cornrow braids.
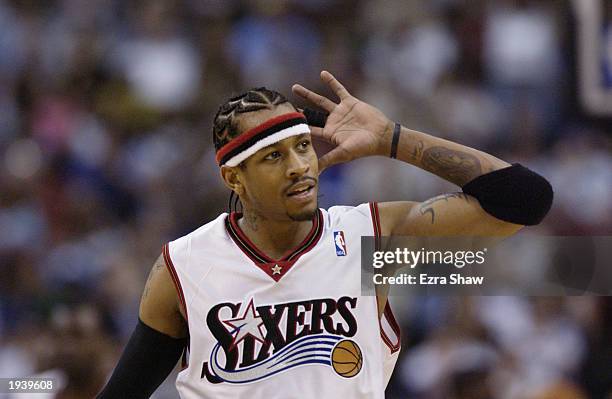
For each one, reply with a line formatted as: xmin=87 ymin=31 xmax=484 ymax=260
xmin=212 ymin=87 xmax=289 ymax=151
xmin=214 ymin=87 xmax=289 ymax=214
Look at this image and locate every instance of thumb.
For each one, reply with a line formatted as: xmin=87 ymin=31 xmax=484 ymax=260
xmin=317 ymin=146 xmax=350 ymax=173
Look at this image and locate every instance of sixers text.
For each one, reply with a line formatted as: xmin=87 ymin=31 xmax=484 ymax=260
xmin=202 ymin=296 xmax=359 ymax=383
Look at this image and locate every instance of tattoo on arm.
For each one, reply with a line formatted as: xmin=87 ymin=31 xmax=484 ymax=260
xmin=407 ymin=140 xmax=424 ymax=161
xmin=418 ymin=193 xmax=472 ymax=224
xmin=421 ymin=146 xmax=482 ymax=186
xmin=420 ymin=207 xmax=435 ymax=224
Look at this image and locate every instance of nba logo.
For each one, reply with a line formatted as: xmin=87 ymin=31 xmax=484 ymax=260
xmin=334 ymin=231 xmax=347 ymax=256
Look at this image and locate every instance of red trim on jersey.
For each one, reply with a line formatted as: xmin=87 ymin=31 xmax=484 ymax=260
xmin=225 ymin=209 xmax=323 ymax=282
xmin=215 ymin=112 xmax=306 ymax=164
xmin=382 ymin=301 xmax=401 ymax=353
xmin=374 ymin=289 xmax=402 ymax=354
xmin=181 ymin=342 xmax=190 ymax=370
xmin=370 ymin=202 xmax=401 ymax=353
xmin=162 ymin=243 xmax=189 ymax=322
xmin=369 ymin=202 xmax=382 ymax=251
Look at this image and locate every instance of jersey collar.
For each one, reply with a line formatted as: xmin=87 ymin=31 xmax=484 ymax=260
xmin=225 ymin=210 xmax=323 ymax=282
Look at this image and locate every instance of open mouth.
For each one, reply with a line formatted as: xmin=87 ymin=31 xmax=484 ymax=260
xmin=286 ymin=180 xmax=316 ymax=198
xmin=287 ymin=185 xmax=314 ymax=197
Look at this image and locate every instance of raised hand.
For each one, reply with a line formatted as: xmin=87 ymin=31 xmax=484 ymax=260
xmin=292 ymin=71 xmax=393 ymax=173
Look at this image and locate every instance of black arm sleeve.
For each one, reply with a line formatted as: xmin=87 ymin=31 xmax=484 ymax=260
xmin=462 ymin=163 xmax=553 ymax=226
xmin=97 ymin=319 xmax=187 ymax=399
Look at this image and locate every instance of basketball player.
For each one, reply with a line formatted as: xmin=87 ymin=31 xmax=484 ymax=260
xmin=97 ymin=71 xmax=552 ymax=398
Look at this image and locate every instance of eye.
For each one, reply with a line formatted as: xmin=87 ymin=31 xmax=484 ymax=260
xmin=297 ymin=139 xmax=311 ymax=151
xmin=264 ymin=151 xmax=281 ymax=161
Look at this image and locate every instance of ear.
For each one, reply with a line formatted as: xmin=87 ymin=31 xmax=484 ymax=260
xmin=220 ymin=166 xmax=244 ymax=195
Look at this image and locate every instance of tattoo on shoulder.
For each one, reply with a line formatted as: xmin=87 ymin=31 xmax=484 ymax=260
xmin=421 ymin=146 xmax=482 ymax=186
xmin=419 ymin=193 xmax=472 ymax=224
xmin=142 ymin=255 xmax=166 ymax=301
xmin=142 ymin=278 xmax=151 ymax=301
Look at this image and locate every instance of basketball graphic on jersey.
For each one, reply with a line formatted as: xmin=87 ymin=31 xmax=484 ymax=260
xmin=331 ymin=339 xmax=363 ymax=378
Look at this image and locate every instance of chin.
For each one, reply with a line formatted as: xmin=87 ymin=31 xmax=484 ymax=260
xmin=287 ymin=203 xmax=318 ymax=221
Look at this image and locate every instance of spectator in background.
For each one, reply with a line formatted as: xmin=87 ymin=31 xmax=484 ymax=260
xmin=0 ymin=1 xmax=610 ymax=398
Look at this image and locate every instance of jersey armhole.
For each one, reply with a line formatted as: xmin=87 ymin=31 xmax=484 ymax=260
xmin=162 ymin=243 xmax=189 ymax=323
xmin=380 ymin=302 xmax=401 ymax=353
xmin=162 ymin=243 xmax=191 ymax=369
xmin=368 ymin=202 xmax=382 ymax=251
xmin=369 ymin=202 xmax=401 ymax=354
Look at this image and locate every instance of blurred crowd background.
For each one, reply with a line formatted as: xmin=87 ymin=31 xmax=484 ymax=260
xmin=0 ymin=0 xmax=611 ymax=398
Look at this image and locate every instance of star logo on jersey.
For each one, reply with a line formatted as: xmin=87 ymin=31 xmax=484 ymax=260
xmin=271 ymin=264 xmax=282 ymax=275
xmin=222 ymin=298 xmax=266 ymax=349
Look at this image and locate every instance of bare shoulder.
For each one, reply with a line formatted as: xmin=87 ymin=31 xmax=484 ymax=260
xmin=376 ymin=201 xmax=419 ymax=236
xmin=139 ymin=254 xmax=188 ymax=338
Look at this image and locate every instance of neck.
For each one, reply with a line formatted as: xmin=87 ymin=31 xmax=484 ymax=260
xmin=237 ymin=207 xmax=314 ymax=260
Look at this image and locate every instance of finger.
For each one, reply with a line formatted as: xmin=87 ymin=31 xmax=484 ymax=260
xmin=308 ymin=126 xmax=331 ymax=143
xmin=320 ymin=71 xmax=351 ymax=100
xmin=292 ymin=84 xmax=336 ymax=113
xmin=317 ymin=146 xmax=350 ymax=173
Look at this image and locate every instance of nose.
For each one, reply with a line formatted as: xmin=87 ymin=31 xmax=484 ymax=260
xmin=285 ymin=150 xmax=310 ymax=179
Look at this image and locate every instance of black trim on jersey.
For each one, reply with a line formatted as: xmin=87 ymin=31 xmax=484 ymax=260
xmin=225 ymin=217 xmax=268 ymax=264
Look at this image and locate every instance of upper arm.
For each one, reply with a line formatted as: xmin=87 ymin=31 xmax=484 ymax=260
xmin=378 ymin=193 xmax=523 ymax=237
xmin=139 ymin=254 xmax=188 ymax=339
xmin=373 ymin=194 xmax=522 ymax=318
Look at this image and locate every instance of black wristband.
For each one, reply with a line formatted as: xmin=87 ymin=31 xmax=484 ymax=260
xmin=390 ymin=123 xmax=401 ymax=159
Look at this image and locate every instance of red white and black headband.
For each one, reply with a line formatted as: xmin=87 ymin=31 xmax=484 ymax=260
xmin=215 ymin=112 xmax=310 ymax=167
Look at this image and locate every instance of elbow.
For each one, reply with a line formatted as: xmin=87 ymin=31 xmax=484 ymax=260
xmin=463 ymin=163 xmax=553 ymax=226
xmin=521 ymin=169 xmax=553 ymax=225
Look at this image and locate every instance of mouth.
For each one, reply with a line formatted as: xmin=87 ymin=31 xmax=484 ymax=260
xmin=286 ymin=181 xmax=316 ymax=202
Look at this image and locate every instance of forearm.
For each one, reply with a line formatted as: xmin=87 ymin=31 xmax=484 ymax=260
xmin=381 ymin=124 xmax=510 ymax=187
xmin=97 ymin=319 xmax=186 ymax=399
xmin=383 ymin=125 xmax=552 ymax=226
xmin=293 ymin=71 xmax=552 ymax=228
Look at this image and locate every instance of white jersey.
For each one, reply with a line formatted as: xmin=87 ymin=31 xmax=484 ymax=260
xmin=163 ymin=203 xmax=400 ymax=399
